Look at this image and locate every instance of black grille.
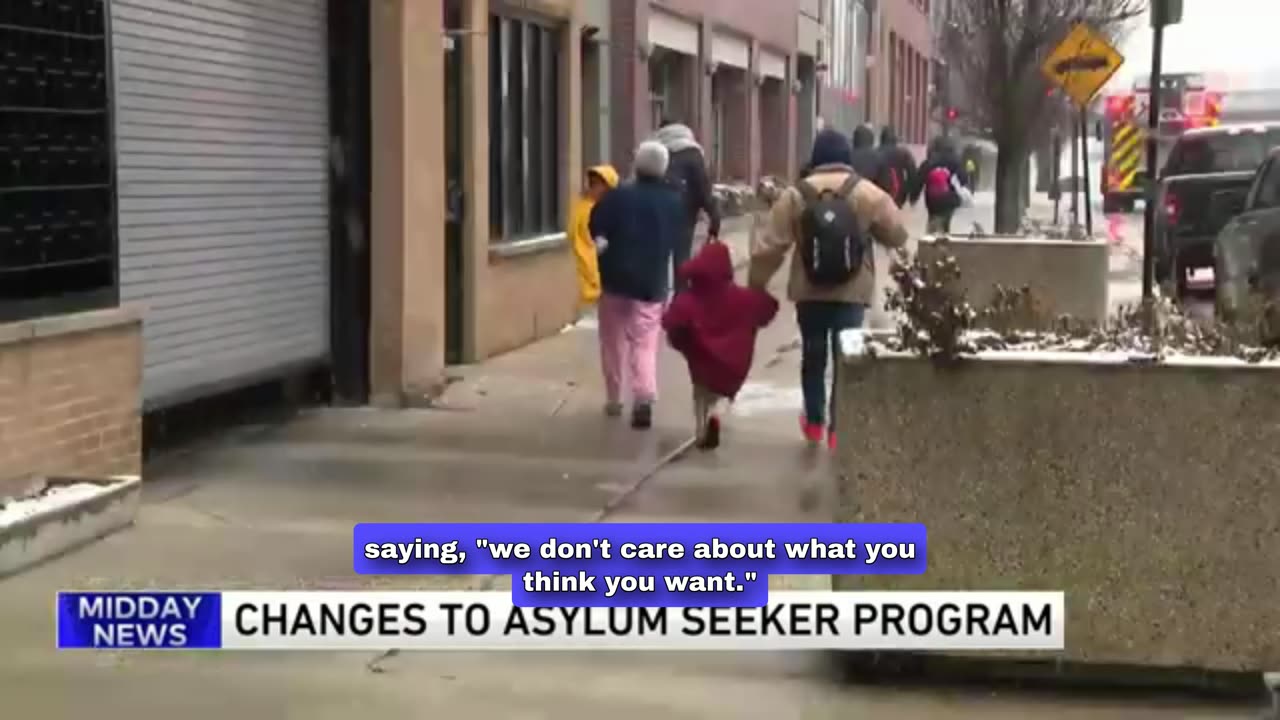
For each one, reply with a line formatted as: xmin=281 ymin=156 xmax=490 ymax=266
xmin=0 ymin=0 xmax=116 ymax=322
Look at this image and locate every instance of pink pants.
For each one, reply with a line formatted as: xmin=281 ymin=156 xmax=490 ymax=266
xmin=597 ymin=293 xmax=664 ymax=404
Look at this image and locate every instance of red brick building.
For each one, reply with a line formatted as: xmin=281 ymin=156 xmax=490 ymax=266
xmin=871 ymin=0 xmax=933 ymax=148
xmin=610 ymin=0 xmax=801 ymax=182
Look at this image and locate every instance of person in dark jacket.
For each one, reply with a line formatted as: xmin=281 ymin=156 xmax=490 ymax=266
xmin=662 ymin=241 xmax=779 ymax=449
xmin=878 ymin=125 xmax=919 ymax=208
xmin=589 ymin=140 xmax=684 ymax=429
xmin=850 ymin=124 xmax=890 ymax=195
xmin=910 ymin=137 xmax=969 ymax=234
xmin=654 ymin=119 xmax=721 ymax=292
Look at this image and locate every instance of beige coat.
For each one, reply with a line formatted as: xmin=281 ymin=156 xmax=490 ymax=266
xmin=748 ymin=164 xmax=909 ymax=306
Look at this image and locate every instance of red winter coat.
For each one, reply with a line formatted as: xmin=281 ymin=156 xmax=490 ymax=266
xmin=662 ymin=241 xmax=779 ymax=399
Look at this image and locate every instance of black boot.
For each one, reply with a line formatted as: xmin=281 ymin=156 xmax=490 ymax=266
xmin=631 ymin=402 xmax=653 ymax=429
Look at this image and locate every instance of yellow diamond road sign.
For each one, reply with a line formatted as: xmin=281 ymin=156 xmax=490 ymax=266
xmin=1042 ymin=23 xmax=1125 ymax=107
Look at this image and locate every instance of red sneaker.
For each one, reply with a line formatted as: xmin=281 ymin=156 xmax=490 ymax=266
xmin=698 ymin=416 xmax=721 ymax=450
xmin=827 ymin=429 xmax=838 ymax=452
xmin=799 ymin=416 xmax=824 ymax=447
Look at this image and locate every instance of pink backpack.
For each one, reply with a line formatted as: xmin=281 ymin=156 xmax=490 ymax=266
xmin=925 ymin=167 xmax=953 ymax=199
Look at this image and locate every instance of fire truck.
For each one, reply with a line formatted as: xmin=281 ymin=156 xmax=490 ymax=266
xmin=1099 ymin=73 xmax=1224 ymax=212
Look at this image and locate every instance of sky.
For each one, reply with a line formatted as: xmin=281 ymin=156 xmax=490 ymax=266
xmin=1110 ymin=0 xmax=1280 ymax=91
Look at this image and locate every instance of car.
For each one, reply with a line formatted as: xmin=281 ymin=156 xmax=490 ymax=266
xmin=1154 ymin=123 xmax=1280 ymax=298
xmin=1214 ymin=147 xmax=1280 ymax=330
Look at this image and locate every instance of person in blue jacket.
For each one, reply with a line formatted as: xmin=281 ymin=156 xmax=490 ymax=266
xmin=588 ymin=140 xmax=685 ymax=430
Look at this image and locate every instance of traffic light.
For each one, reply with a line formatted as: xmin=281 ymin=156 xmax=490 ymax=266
xmin=1151 ymin=0 xmax=1183 ymax=27
xmin=946 ymin=107 xmax=958 ymax=121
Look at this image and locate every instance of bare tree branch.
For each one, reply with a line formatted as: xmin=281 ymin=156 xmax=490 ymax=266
xmin=940 ymin=0 xmax=1148 ymax=231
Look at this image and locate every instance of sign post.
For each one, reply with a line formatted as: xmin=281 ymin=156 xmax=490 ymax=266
xmin=1142 ymin=0 xmax=1183 ymax=299
xmin=1050 ymin=130 xmax=1062 ymax=225
xmin=1080 ymin=108 xmax=1093 ymax=237
xmin=1041 ymin=23 xmax=1125 ymax=239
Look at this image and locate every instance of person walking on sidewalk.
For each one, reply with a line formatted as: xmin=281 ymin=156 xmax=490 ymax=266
xmin=589 ymin=141 xmax=684 ymax=429
xmin=911 ymin=136 xmax=969 ymax=234
xmin=877 ymin=125 xmax=918 ymax=208
xmin=568 ymin=164 xmax=619 ymax=313
xmin=662 ymin=241 xmax=779 ymax=450
xmin=850 ymin=124 xmax=892 ymax=195
xmin=654 ymin=119 xmax=721 ymax=292
xmin=749 ymin=128 xmax=909 ymax=450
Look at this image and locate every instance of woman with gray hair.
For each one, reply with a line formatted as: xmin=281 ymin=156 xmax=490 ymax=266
xmin=588 ymin=140 xmax=685 ymax=429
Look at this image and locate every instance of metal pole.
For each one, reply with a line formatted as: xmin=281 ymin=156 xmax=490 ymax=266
xmin=1141 ymin=18 xmax=1165 ymax=299
xmin=1070 ymin=117 xmax=1080 ymax=226
xmin=1080 ymin=107 xmax=1093 ymax=236
xmin=1052 ymin=130 xmax=1062 ymax=224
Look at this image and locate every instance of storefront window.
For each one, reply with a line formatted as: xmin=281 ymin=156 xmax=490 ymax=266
xmin=0 ymin=0 xmax=117 ymax=322
xmin=488 ymin=14 xmax=562 ymax=242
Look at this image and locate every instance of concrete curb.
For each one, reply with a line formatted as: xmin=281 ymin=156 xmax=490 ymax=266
xmin=0 ymin=475 xmax=141 ymax=578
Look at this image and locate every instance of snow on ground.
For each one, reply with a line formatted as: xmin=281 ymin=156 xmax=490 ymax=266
xmin=0 ymin=483 xmax=111 ymax=526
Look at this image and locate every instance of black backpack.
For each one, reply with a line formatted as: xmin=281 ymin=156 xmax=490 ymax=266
xmin=664 ymin=160 xmax=694 ymax=214
xmin=795 ymin=175 xmax=865 ymax=286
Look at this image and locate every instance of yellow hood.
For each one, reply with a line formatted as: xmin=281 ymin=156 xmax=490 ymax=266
xmin=588 ymin=164 xmax=619 ymax=188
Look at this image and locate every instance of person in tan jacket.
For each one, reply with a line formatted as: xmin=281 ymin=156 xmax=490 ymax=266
xmin=748 ymin=128 xmax=909 ymax=451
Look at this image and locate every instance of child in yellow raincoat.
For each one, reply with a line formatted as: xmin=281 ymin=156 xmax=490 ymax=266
xmin=569 ymin=165 xmax=619 ymax=309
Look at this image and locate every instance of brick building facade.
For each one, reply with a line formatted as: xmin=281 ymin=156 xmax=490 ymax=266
xmin=368 ymin=0 xmax=587 ymax=404
xmin=609 ymin=0 xmax=802 ymax=182
xmin=873 ymin=0 xmax=933 ymax=146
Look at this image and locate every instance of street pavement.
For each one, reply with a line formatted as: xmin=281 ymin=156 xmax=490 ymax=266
xmin=0 ymin=207 xmax=1256 ymax=718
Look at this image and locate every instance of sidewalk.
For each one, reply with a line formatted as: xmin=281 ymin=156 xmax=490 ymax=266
xmin=0 ymin=216 xmax=1255 ymax=719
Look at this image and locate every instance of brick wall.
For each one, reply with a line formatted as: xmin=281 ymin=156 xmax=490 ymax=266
xmin=479 ymin=246 xmax=578 ymax=359
xmin=612 ymin=0 xmax=802 ymax=180
xmin=657 ymin=0 xmax=797 ymax=52
xmin=609 ymin=0 xmax=647 ymax=176
xmin=0 ymin=308 xmax=142 ymax=500
xmin=873 ymin=0 xmax=932 ymax=137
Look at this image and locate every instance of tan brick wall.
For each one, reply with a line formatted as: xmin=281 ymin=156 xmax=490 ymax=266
xmin=470 ymin=0 xmax=583 ymax=363
xmin=479 ymin=247 xmax=579 ymax=358
xmin=0 ymin=308 xmax=142 ymax=500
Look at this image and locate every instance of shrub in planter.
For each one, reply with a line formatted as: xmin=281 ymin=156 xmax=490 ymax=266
xmin=832 ymin=246 xmax=1280 ymax=673
xmin=914 ymin=233 xmax=1110 ymax=331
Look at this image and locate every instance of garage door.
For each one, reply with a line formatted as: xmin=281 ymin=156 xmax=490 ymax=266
xmin=110 ymin=0 xmax=329 ymax=408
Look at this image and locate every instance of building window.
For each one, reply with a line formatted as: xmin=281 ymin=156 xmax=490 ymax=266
xmin=1 ymin=0 xmax=117 ymax=322
xmin=828 ymin=0 xmax=864 ymax=106
xmin=488 ymin=14 xmax=562 ymax=242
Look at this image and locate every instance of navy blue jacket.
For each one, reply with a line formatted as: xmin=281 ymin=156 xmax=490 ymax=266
xmin=589 ymin=177 xmax=683 ymax=303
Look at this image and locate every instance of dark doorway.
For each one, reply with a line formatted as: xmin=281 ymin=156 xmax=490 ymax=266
xmin=327 ymin=0 xmax=372 ymax=404
xmin=444 ymin=0 xmax=466 ymax=364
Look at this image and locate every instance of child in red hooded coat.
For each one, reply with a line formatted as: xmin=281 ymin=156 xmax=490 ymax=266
xmin=662 ymin=241 xmax=779 ymax=449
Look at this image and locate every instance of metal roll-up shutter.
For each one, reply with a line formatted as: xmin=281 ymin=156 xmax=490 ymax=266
xmin=110 ymin=0 xmax=329 ymax=408
xmin=648 ymin=10 xmax=698 ymax=56
xmin=760 ymin=51 xmax=786 ymax=80
xmin=711 ymin=32 xmax=749 ymax=70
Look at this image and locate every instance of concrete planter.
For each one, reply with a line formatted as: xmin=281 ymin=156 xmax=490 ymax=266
xmin=917 ymin=235 xmax=1109 ymax=327
xmin=833 ymin=332 xmax=1280 ymax=675
xmin=0 ymin=475 xmax=141 ymax=577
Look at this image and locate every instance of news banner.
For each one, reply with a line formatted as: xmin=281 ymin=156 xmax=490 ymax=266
xmin=56 ymin=523 xmax=1065 ymax=651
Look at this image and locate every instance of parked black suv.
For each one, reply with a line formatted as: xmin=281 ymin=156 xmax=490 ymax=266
xmin=1153 ymin=123 xmax=1280 ymax=297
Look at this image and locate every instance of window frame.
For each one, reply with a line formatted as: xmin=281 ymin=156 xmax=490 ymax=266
xmin=487 ymin=11 xmax=564 ymax=245
xmin=0 ymin=0 xmax=120 ymax=324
